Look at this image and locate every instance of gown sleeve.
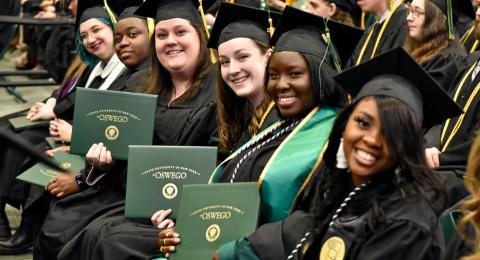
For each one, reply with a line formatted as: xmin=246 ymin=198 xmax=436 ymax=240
xmin=353 ymin=219 xmax=444 ymax=260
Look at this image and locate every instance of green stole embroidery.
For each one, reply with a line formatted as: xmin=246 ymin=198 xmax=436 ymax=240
xmin=209 ymin=106 xmax=338 ymax=224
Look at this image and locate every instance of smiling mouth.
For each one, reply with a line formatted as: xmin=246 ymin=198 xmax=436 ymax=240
xmin=90 ymin=42 xmax=102 ymax=50
xmin=355 ymin=148 xmax=378 ymax=166
xmin=277 ymin=96 xmax=297 ymax=106
xmin=232 ymin=76 xmax=248 ymax=84
xmin=166 ymin=50 xmax=183 ymax=56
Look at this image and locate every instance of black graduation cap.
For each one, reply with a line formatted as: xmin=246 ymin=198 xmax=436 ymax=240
xmin=334 ymin=47 xmax=463 ymax=128
xmin=135 ymin=0 xmax=216 ymax=25
xmin=207 ymin=2 xmax=281 ymax=49
xmin=108 ymin=0 xmax=145 ymax=20
xmin=270 ymin=6 xmax=363 ymax=67
xmin=76 ymin=0 xmax=114 ymax=27
xmin=430 ymin=0 xmax=475 ymax=20
xmin=0 ymin=129 xmax=65 ymax=172
xmin=331 ymin=0 xmax=356 ymax=12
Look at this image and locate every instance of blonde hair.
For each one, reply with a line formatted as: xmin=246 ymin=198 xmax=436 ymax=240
xmin=459 ymin=133 xmax=480 ymax=259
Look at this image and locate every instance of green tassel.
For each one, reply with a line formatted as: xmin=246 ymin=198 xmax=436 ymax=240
xmin=323 ymin=20 xmax=342 ymax=73
xmin=447 ymin=0 xmax=455 ymax=39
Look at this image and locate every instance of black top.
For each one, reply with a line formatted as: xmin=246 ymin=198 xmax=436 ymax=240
xmin=298 ymin=191 xmax=443 ymax=259
xmin=422 ymin=40 xmax=467 ymax=93
xmin=126 ymin=68 xmax=219 ymax=147
xmin=345 ymin=4 xmax=408 ymax=68
xmin=425 ymin=51 xmax=480 ymax=166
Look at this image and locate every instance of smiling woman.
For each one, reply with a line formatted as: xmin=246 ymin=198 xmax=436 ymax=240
xmin=114 ymin=16 xmax=150 ymax=68
xmin=54 ymin=1 xmax=219 ymax=260
xmin=279 ymin=47 xmax=462 ymax=260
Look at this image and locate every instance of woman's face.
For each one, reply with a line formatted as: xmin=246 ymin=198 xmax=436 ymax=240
xmin=114 ymin=17 xmax=150 ymax=67
xmin=307 ymin=0 xmax=335 ymax=18
xmin=80 ymin=18 xmax=115 ymax=62
xmin=406 ymin=0 xmax=426 ymax=40
xmin=154 ymin=18 xmax=201 ymax=76
xmin=267 ymin=51 xmax=315 ymax=118
xmin=343 ymin=97 xmax=395 ymax=186
xmin=218 ymin=38 xmax=271 ymax=106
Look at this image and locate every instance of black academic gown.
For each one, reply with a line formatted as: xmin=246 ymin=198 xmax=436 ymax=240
xmin=0 ymin=64 xmax=91 ymax=207
xmin=345 ymin=5 xmax=407 ymax=69
xmin=32 ymin=62 xmax=149 ymax=260
xmin=421 ymin=40 xmax=467 ymax=93
xmin=244 ymin=170 xmax=443 ymax=260
xmin=296 ymin=193 xmax=443 ymax=260
xmin=55 ymin=68 xmax=219 ymax=260
xmin=424 ymin=52 xmax=480 ymax=210
xmin=234 ymin=108 xmax=280 ymax=151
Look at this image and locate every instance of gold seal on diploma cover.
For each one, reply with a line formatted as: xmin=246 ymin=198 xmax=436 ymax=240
xmin=105 ymin=125 xmax=119 ymax=140
xmin=205 ymin=224 xmax=220 ymax=242
xmin=319 ymin=236 xmax=346 ymax=260
xmin=162 ymin=183 xmax=178 ymax=199
xmin=59 ymin=163 xmax=71 ymax=170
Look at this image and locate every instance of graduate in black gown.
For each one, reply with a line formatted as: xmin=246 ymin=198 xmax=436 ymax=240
xmin=403 ymin=0 xmax=472 ymax=92
xmin=54 ymin=0 xmax=218 ymax=259
xmin=27 ymin=1 xmax=154 ymax=258
xmin=344 ymin=0 xmax=408 ymax=68
xmin=209 ymin=5 xmax=362 ymax=226
xmin=423 ymin=6 xmax=480 ymax=212
xmin=459 ymin=0 xmax=479 ymax=53
xmin=157 ymin=6 xmax=362 ymax=259
xmin=0 ymin=0 xmax=121 ymax=247
xmin=226 ymin=48 xmax=462 ymax=260
xmin=209 ymin=3 xmax=280 ymax=156
xmin=461 ymin=21 xmax=480 ymax=53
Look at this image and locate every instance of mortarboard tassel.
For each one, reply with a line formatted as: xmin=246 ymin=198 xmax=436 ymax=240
xmin=447 ymin=0 xmax=455 ymax=39
xmin=103 ymin=0 xmax=117 ymax=25
xmin=267 ymin=12 xmax=274 ymax=38
xmin=198 ymin=0 xmax=217 ymax=64
xmin=147 ymin=18 xmax=155 ymax=39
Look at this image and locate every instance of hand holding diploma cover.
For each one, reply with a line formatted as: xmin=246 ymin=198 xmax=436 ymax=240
xmin=70 ymin=88 xmax=157 ymax=159
xmin=170 ymin=183 xmax=260 ymax=260
xmin=8 ymin=115 xmax=50 ymax=130
xmin=125 ymin=146 xmax=217 ymax=220
xmin=17 ymin=151 xmax=85 ymax=187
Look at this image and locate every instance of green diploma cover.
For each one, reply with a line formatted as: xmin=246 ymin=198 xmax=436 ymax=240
xmin=9 ymin=115 xmax=49 ymax=130
xmin=16 ymin=151 xmax=85 ymax=186
xmin=125 ymin=145 xmax=217 ymax=220
xmin=70 ymin=88 xmax=157 ymax=159
xmin=171 ymin=183 xmax=260 ymax=260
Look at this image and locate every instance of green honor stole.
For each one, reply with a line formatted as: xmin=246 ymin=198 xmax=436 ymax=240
xmin=210 ymin=106 xmax=338 ymax=223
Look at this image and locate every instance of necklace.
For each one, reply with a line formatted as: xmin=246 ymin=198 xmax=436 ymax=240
xmin=329 ymin=181 xmax=370 ymax=227
xmin=229 ymin=120 xmax=301 ymax=182
xmin=287 ymin=181 xmax=370 ymax=259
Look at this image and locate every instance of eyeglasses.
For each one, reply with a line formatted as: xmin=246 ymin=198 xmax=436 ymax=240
xmin=406 ymin=4 xmax=425 ymax=19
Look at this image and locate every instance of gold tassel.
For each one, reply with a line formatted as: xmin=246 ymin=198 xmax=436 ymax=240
xmin=103 ymin=0 xmax=117 ymax=25
xmin=267 ymin=16 xmax=274 ymax=38
xmin=147 ymin=18 xmax=155 ymax=39
xmin=198 ymin=0 xmax=217 ymax=64
xmin=361 ymin=11 xmax=366 ymax=30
